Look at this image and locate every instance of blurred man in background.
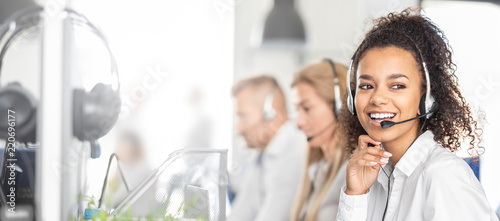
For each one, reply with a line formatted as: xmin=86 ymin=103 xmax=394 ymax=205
xmin=105 ymin=129 xmax=150 ymax=208
xmin=228 ymin=75 xmax=305 ymax=221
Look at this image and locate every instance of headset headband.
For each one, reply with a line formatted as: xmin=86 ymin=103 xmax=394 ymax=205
xmin=0 ymin=6 xmax=120 ymax=91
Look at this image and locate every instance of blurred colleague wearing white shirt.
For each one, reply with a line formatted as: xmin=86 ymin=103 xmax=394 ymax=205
xmin=290 ymin=60 xmax=350 ymax=221
xmin=336 ymin=8 xmax=498 ymax=221
xmin=228 ymin=75 xmax=305 ymax=221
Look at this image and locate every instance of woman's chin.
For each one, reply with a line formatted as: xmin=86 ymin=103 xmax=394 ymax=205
xmin=366 ymin=130 xmax=394 ymax=143
xmin=307 ymin=140 xmax=322 ymax=148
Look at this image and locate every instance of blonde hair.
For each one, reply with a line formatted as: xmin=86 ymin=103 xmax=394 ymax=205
xmin=290 ymin=60 xmax=350 ymax=221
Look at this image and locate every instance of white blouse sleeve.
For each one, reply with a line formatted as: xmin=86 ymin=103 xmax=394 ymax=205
xmin=336 ymin=186 xmax=370 ymax=221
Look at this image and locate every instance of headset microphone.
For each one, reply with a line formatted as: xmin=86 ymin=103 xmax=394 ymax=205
xmin=306 ymin=121 xmax=335 ymax=142
xmin=380 ymin=103 xmax=439 ymax=129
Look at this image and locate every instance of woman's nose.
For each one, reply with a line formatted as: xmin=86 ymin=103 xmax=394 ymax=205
xmin=370 ymin=87 xmax=389 ymax=106
xmin=296 ymin=110 xmax=306 ymax=130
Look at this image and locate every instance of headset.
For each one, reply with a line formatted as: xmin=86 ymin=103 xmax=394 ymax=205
xmin=346 ymin=31 xmax=440 ymax=221
xmin=304 ymin=58 xmax=342 ymax=142
xmin=264 ymin=58 xmax=341 ymax=122
xmin=346 ymin=31 xmax=438 ymax=124
xmin=323 ymin=58 xmax=341 ymax=118
xmin=0 ymin=6 xmax=121 ymax=144
xmin=261 ymin=76 xmax=282 ymax=122
xmin=262 ymin=88 xmax=276 ymax=122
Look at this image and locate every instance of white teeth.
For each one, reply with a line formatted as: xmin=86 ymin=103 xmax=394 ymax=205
xmin=370 ymin=113 xmax=395 ymax=119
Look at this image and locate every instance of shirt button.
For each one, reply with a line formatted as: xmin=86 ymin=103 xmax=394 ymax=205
xmin=346 ymin=206 xmax=352 ymax=211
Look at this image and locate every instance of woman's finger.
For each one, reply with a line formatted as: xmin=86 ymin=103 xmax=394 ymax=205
xmin=360 ymin=153 xmax=389 ymax=165
xmin=358 ymin=135 xmax=381 ymax=149
xmin=365 ymin=146 xmax=392 ymax=158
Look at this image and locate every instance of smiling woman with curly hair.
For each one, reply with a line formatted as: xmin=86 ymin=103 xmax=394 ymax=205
xmin=335 ymin=8 xmax=497 ymax=221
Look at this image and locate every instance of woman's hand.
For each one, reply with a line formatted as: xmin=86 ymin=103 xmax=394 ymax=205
xmin=345 ymin=135 xmax=392 ymax=195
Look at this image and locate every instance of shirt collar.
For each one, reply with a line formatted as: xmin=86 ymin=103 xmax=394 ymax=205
xmin=394 ymin=130 xmax=436 ymax=177
xmin=377 ymin=130 xmax=437 ymax=186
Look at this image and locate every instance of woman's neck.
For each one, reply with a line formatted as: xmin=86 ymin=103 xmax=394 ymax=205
xmin=381 ymin=127 xmax=420 ymax=166
xmin=320 ymin=135 xmax=338 ymax=163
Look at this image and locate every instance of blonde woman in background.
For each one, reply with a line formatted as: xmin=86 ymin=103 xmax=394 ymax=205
xmin=290 ymin=59 xmax=350 ymax=221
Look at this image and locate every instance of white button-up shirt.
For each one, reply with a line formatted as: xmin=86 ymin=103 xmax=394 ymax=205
xmin=336 ymin=131 xmax=498 ymax=221
xmin=228 ymin=121 xmax=306 ymax=221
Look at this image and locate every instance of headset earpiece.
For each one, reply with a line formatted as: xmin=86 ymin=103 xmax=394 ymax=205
xmin=346 ymin=59 xmax=357 ymax=116
xmin=323 ymin=58 xmax=341 ymax=118
xmin=349 ymin=90 xmax=357 ymax=116
xmin=73 ymin=83 xmax=121 ymax=141
xmin=262 ymin=90 xmax=275 ymax=122
xmin=0 ymin=82 xmax=37 ymax=143
xmin=419 ymin=94 xmax=426 ymax=116
xmin=421 ymin=93 xmax=437 ymax=117
xmin=421 ymin=62 xmax=437 ymax=119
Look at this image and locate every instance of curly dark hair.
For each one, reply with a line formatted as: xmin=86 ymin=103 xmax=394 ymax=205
xmin=338 ymin=8 xmax=483 ymax=156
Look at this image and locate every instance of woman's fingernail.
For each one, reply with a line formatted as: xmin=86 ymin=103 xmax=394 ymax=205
xmin=380 ymin=158 xmax=389 ymax=164
xmin=370 ymin=161 xmax=378 ymax=165
xmin=384 ymin=152 xmax=392 ymax=157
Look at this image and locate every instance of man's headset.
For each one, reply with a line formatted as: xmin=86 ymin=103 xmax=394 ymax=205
xmin=346 ymin=31 xmax=439 ymax=129
xmin=262 ymin=87 xmax=276 ymax=122
xmin=0 ymin=6 xmax=121 ymax=144
xmin=262 ymin=77 xmax=281 ymax=122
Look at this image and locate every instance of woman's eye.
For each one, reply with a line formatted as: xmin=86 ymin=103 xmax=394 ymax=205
xmin=358 ymin=84 xmax=373 ymax=90
xmin=391 ymin=84 xmax=406 ymax=89
xmin=304 ymin=107 xmax=310 ymax=112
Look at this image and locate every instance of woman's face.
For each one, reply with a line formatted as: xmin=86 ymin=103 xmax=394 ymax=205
xmin=293 ymin=82 xmax=336 ymax=148
xmin=355 ymin=46 xmax=423 ymax=143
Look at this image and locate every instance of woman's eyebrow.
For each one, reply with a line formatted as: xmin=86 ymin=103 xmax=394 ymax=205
xmin=299 ymin=100 xmax=311 ymax=106
xmin=359 ymin=73 xmax=409 ymax=80
xmin=358 ymin=75 xmax=372 ymax=80
xmin=388 ymin=73 xmax=409 ymax=80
